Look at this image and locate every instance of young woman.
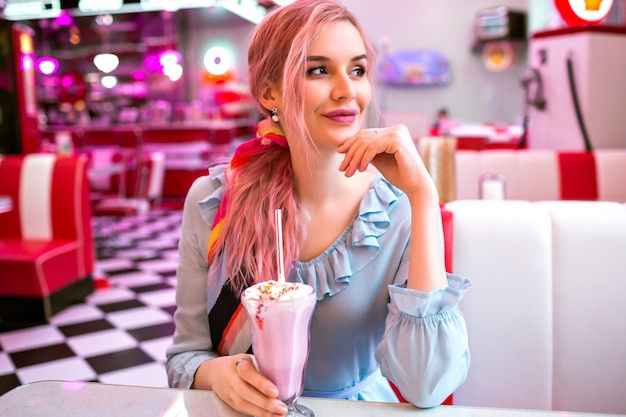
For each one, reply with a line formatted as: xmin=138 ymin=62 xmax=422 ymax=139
xmin=166 ymin=1 xmax=471 ymax=416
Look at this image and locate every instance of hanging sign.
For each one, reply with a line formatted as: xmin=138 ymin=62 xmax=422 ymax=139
xmin=378 ymin=49 xmax=451 ymax=88
xmin=482 ymin=41 xmax=515 ymax=72
xmin=554 ymin=0 xmax=614 ymax=27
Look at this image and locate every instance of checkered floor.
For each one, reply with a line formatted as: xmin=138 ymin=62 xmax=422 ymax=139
xmin=0 ymin=208 xmax=183 ymax=396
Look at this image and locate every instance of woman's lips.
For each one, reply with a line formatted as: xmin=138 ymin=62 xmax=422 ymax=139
xmin=323 ymin=109 xmax=358 ymax=124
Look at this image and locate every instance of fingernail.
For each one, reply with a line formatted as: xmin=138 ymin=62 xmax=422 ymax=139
xmin=267 ymin=386 xmax=279 ymax=397
xmin=275 ymin=404 xmax=288 ymax=414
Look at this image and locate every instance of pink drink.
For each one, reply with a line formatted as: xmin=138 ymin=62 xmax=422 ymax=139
xmin=241 ymin=281 xmax=316 ymax=402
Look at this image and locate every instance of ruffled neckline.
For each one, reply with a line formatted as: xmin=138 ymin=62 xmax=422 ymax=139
xmin=198 ymin=166 xmax=403 ymax=300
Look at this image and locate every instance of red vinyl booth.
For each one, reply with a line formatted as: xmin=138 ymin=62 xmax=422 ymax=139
xmin=0 ymin=153 xmax=95 ymax=329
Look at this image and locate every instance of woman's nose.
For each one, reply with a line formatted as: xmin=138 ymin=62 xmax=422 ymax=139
xmin=332 ymin=73 xmax=356 ymax=101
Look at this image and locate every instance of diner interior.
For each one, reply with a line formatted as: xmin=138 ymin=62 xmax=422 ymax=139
xmin=1 ymin=0 xmax=626 ymax=416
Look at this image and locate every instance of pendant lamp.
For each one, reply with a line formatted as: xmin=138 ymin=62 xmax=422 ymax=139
xmin=93 ymin=14 xmax=119 ymax=73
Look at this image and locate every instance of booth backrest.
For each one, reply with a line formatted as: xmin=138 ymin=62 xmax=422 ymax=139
xmin=444 ymin=200 xmax=553 ymax=411
xmin=535 ymin=201 xmax=626 ymax=414
xmin=444 ymin=200 xmax=626 ymax=415
xmin=454 ymin=149 xmax=626 ymax=202
xmin=0 ymin=153 xmax=94 ymax=277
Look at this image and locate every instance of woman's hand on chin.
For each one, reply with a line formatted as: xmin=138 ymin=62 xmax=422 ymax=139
xmin=337 ymin=125 xmax=436 ymax=198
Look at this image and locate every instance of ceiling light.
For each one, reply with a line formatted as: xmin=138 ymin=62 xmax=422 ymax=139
xmin=164 ymin=64 xmax=183 ymax=81
xmin=158 ymin=50 xmax=181 ymax=69
xmin=93 ymin=53 xmax=119 ymax=73
xmin=101 ymin=75 xmax=118 ymax=89
xmin=36 ymin=57 xmax=59 ymax=75
xmin=203 ymin=46 xmax=230 ymax=76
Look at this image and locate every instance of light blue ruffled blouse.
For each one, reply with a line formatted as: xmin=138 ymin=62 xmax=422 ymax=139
xmin=166 ymin=164 xmax=471 ymax=408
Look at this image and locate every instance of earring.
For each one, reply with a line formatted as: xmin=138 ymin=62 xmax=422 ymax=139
xmin=271 ymin=107 xmax=279 ymax=123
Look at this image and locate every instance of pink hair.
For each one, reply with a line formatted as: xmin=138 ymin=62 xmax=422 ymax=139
xmin=219 ymin=0 xmax=377 ymax=293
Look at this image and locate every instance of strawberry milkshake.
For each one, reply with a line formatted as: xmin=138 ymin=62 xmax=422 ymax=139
xmin=241 ymin=280 xmax=316 ymax=416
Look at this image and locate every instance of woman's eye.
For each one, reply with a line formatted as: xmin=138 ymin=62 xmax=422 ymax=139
xmin=307 ymin=66 xmax=327 ymax=76
xmin=352 ymin=66 xmax=366 ymax=77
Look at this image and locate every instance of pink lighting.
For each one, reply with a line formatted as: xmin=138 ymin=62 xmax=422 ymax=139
xmin=93 ymin=53 xmax=119 ymax=73
xmin=20 ymin=53 xmax=34 ymax=71
xmin=60 ymin=73 xmax=75 ymax=88
xmin=131 ymin=70 xmax=146 ymax=80
xmin=158 ymin=50 xmax=181 ymax=69
xmin=144 ymin=54 xmax=161 ymax=72
xmin=36 ymin=57 xmax=59 ymax=75
xmin=55 ymin=11 xmax=73 ymax=27
xmin=203 ymin=46 xmax=231 ymax=76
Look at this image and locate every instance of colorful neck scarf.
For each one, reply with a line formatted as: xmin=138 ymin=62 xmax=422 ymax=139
xmin=207 ymin=118 xmax=287 ymax=356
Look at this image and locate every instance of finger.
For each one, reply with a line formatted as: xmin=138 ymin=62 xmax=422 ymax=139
xmin=338 ymin=138 xmax=359 ymax=172
xmin=345 ymin=139 xmax=387 ymax=176
xmin=228 ymin=390 xmax=287 ymax=417
xmin=230 ymin=359 xmax=287 ymax=416
xmin=234 ymin=356 xmax=279 ymax=398
xmin=339 ymin=132 xmax=378 ymax=175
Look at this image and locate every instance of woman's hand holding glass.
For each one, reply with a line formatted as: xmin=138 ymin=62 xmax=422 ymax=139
xmin=197 ymin=354 xmax=289 ymax=417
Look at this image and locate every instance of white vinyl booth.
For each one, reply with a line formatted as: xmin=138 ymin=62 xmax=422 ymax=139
xmin=444 ymin=200 xmax=626 ymax=415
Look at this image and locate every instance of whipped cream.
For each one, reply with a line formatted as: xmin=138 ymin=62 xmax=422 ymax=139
xmin=243 ymin=280 xmax=313 ymax=301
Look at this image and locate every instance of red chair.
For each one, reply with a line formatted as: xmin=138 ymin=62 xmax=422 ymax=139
xmin=0 ymin=154 xmax=95 ymax=329
xmin=87 ymin=148 xmax=132 ymax=204
xmin=91 ymin=151 xmax=165 ymax=257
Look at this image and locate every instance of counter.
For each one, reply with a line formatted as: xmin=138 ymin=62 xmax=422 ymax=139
xmin=1 ymin=381 xmax=621 ymax=417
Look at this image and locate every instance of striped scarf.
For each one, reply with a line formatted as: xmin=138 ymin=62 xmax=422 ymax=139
xmin=207 ymin=119 xmax=287 ymax=356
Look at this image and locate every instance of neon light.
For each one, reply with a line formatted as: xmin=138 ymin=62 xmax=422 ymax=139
xmin=36 ymin=57 xmax=59 ymax=75
xmin=158 ymin=50 xmax=181 ymax=68
xmin=204 ymin=46 xmax=231 ymax=76
xmin=554 ymin=0 xmax=614 ymax=27
xmin=144 ymin=54 xmax=161 ymax=72
xmin=93 ymin=53 xmax=120 ymax=73
xmin=101 ymin=75 xmax=118 ymax=89
xmin=78 ymin=0 xmax=123 ymax=13
xmin=21 ymin=54 xmax=35 ymax=71
xmin=4 ymin=0 xmax=60 ymax=20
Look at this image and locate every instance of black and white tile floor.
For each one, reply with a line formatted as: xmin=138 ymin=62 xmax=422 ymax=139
xmin=0 ymin=208 xmax=183 ymax=396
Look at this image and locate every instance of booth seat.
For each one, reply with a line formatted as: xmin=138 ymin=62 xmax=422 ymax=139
xmin=442 ymin=200 xmax=626 ymax=415
xmin=453 ymin=149 xmax=626 ymax=202
xmin=0 ymin=154 xmax=95 ymax=329
xmin=143 ymin=142 xmax=210 ymax=201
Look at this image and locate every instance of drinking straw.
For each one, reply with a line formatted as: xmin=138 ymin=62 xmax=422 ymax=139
xmin=275 ymin=208 xmax=285 ymax=282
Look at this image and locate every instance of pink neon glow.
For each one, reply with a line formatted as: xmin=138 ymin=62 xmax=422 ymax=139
xmin=20 ymin=54 xmax=34 ymax=71
xmin=158 ymin=50 xmax=181 ymax=69
xmin=144 ymin=54 xmax=161 ymax=72
xmin=131 ymin=70 xmax=146 ymax=80
xmin=60 ymin=74 xmax=74 ymax=88
xmin=55 ymin=11 xmax=73 ymax=27
xmin=36 ymin=57 xmax=59 ymax=75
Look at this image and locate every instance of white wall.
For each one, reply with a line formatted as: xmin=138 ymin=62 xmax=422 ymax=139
xmin=183 ymin=1 xmax=532 ymax=125
xmin=342 ymin=0 xmax=529 ymax=125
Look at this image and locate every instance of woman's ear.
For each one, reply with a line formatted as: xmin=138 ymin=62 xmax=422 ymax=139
xmin=259 ymin=82 xmax=281 ymax=112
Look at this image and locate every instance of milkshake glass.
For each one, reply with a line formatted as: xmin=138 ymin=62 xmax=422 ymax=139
xmin=241 ymin=280 xmax=316 ymax=417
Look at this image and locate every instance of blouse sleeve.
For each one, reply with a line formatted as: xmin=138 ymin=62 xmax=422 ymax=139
xmin=375 ymin=273 xmax=471 ymax=408
xmin=165 ymin=170 xmax=224 ymax=389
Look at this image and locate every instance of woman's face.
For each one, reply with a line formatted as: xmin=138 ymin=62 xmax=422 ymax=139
xmin=303 ymin=20 xmax=372 ymax=149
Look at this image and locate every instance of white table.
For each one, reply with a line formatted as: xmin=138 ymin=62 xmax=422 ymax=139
xmin=0 ymin=381 xmax=621 ymax=417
